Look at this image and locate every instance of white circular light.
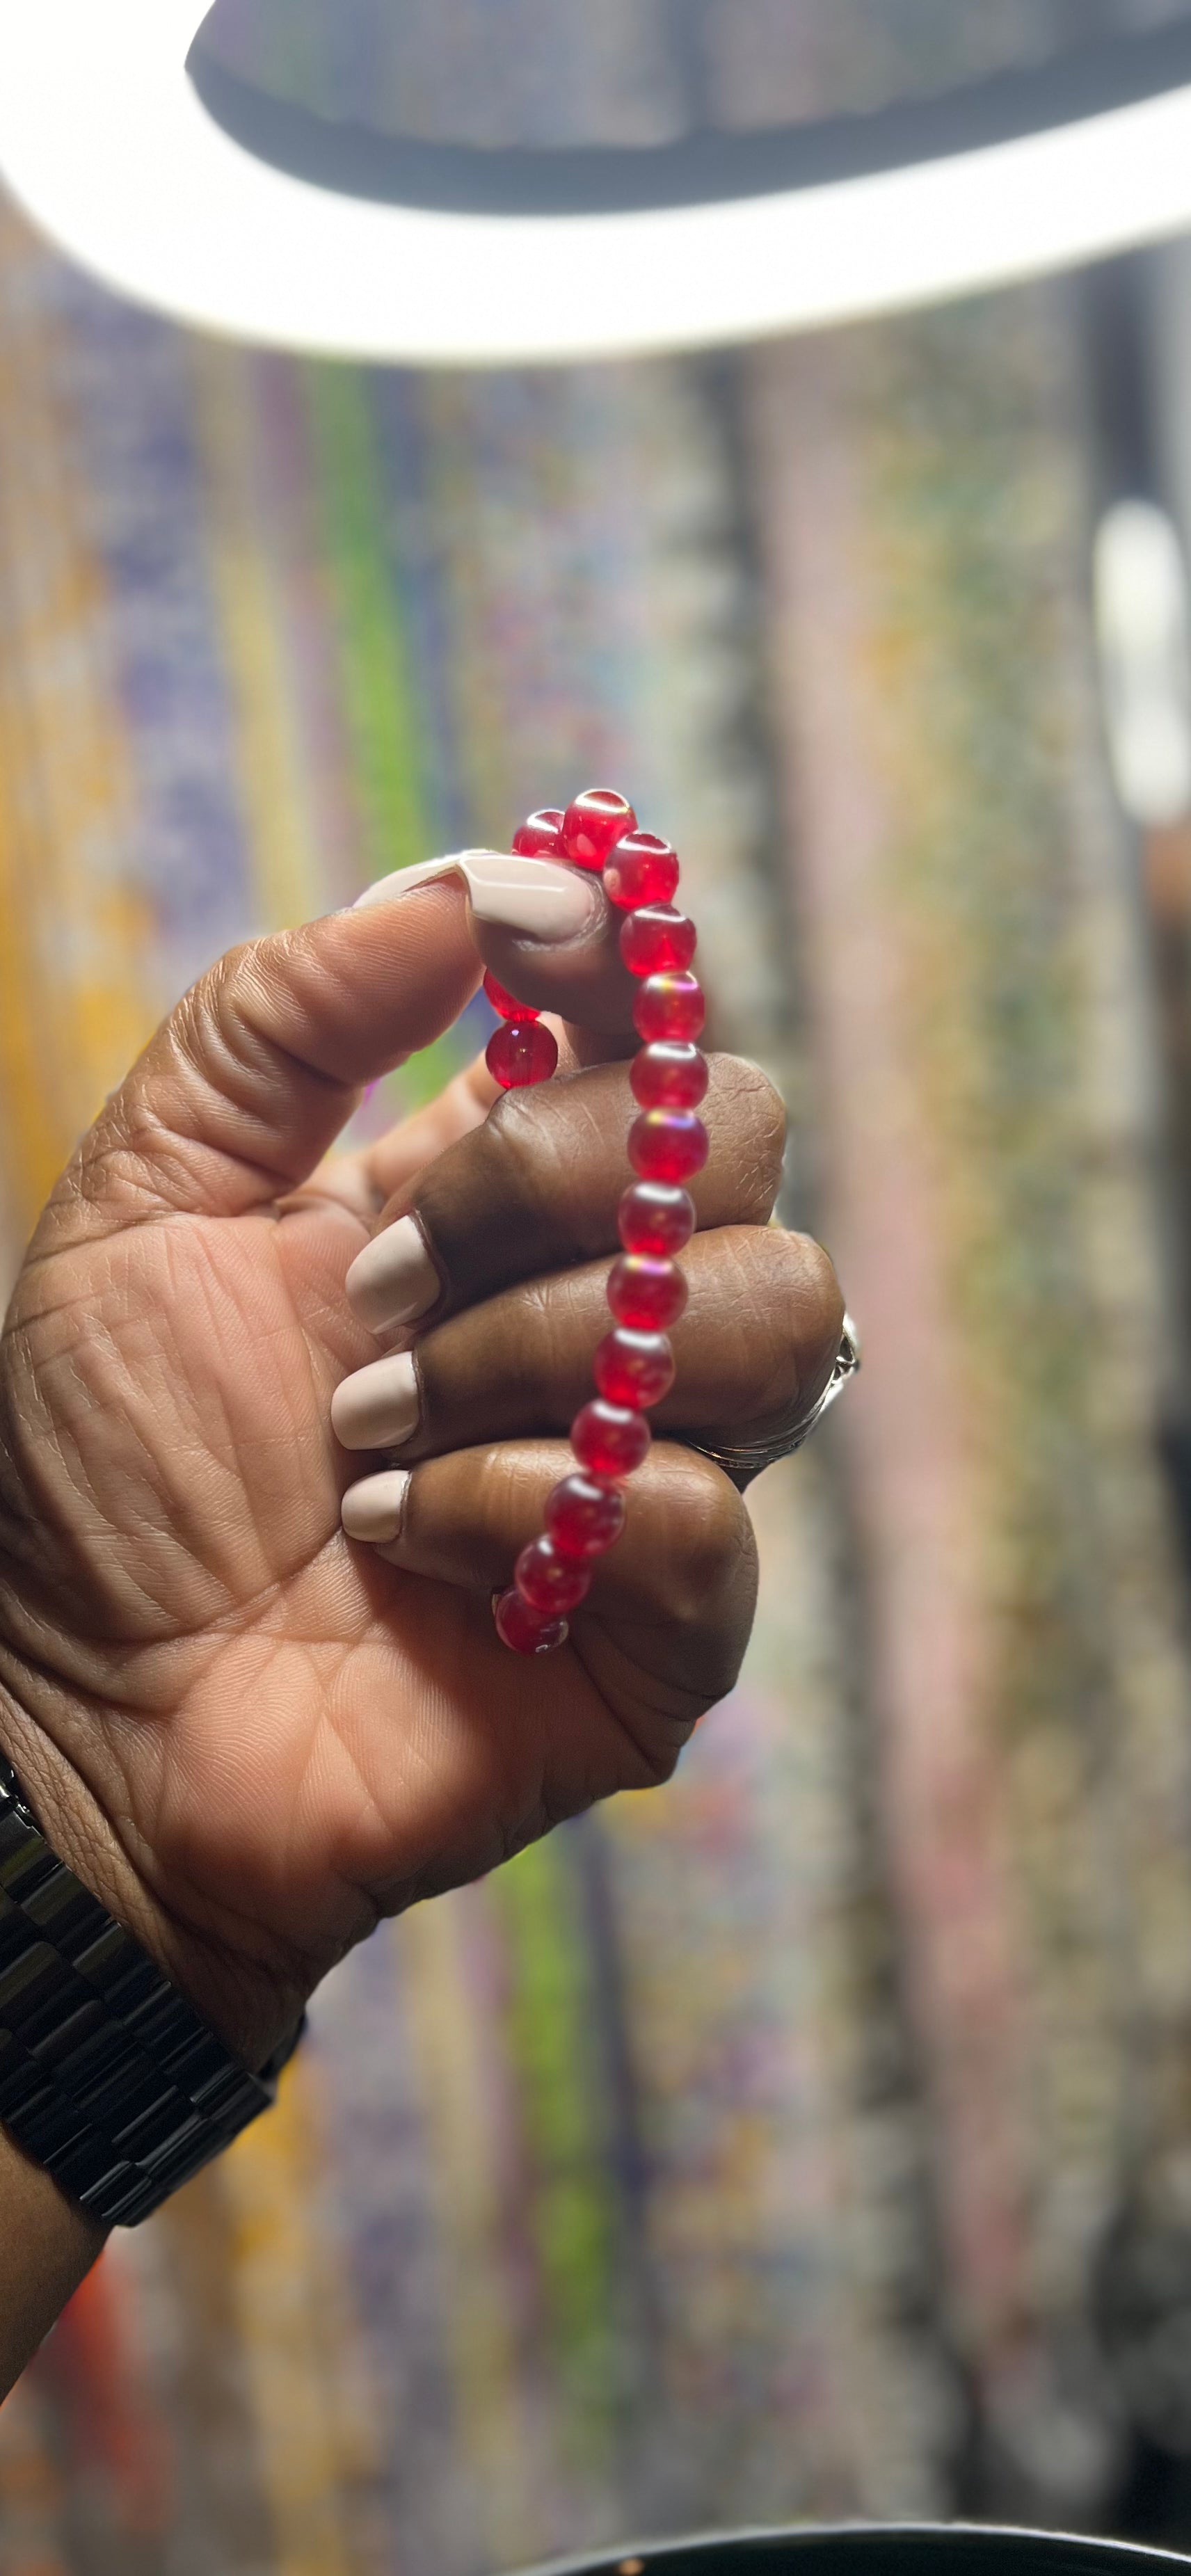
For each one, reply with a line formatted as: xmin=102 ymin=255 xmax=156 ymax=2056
xmin=5 ymin=0 xmax=1191 ymax=365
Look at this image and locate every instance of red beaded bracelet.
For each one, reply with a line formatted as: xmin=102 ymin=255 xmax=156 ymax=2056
xmin=483 ymin=787 xmax=708 ymax=1656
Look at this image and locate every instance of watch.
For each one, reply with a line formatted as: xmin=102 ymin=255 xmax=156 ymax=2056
xmin=0 ymin=1754 xmax=302 ymax=2225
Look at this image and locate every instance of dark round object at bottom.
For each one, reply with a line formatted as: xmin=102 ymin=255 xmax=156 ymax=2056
xmin=518 ymin=2527 xmax=1191 ymax=2576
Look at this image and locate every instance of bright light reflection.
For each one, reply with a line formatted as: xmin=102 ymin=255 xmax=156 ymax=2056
xmin=4 ymin=1 xmax=1191 ymax=363
xmin=1096 ymin=501 xmax=1191 ymax=831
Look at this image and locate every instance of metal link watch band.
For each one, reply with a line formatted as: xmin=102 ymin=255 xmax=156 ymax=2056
xmin=0 ymin=1755 xmax=302 ymax=2225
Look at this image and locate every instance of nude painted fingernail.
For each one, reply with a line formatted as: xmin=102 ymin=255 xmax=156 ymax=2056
xmin=353 ymin=852 xmax=483 ymax=911
xmin=354 ymin=849 xmax=601 ymax=941
xmin=330 ymin=1351 xmax=420 ymax=1450
xmin=463 ymin=852 xmax=600 ymax=938
xmin=346 ymin=1217 xmax=439 ymax=1333
xmin=342 ymin=1470 xmax=410 ymax=1544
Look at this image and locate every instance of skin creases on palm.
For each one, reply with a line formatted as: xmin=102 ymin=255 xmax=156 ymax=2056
xmin=0 ymin=1199 xmax=696 ymax=2067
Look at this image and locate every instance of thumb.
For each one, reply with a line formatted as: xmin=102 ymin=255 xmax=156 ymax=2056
xmin=36 ymin=877 xmax=481 ymax=1245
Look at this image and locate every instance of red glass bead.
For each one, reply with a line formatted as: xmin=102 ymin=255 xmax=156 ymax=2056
xmin=515 ymin=1536 xmax=591 ymax=1614
xmin=630 ymin=1042 xmax=708 ymax=1110
xmin=617 ymin=1181 xmax=696 ymax=1257
xmin=511 ymin=808 xmax=566 ymax=858
xmin=494 ymin=1586 xmax=568 ymax=1656
xmin=620 ymin=905 xmax=697 ymax=979
xmin=483 ymin=969 xmax=538 ymax=1023
xmin=570 ymin=1399 xmax=652 ymax=1480
xmin=628 ymin=1109 xmax=708 ymax=1183
xmin=593 ymin=1328 xmax=675 ymax=1410
xmin=486 ymin=1021 xmax=558 ymax=1089
xmin=561 ymin=787 xmax=637 ymax=872
xmin=632 ymin=972 xmax=705 ymax=1043
xmin=545 ymin=1473 xmax=626 ymax=1559
xmin=607 ymin=1254 xmax=687 ymax=1331
xmin=603 ymin=831 xmax=679 ymax=911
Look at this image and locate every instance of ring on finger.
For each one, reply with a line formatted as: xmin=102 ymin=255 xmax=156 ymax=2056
xmin=680 ymin=1312 xmax=860 ymax=1489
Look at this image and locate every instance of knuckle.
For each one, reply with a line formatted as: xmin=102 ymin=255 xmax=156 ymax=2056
xmin=193 ymin=943 xmax=274 ymax=1087
xmin=483 ymin=1084 xmax=557 ymax=1213
xmin=708 ymin=1055 xmax=787 ymax=1217
xmin=636 ymin=1731 xmax=685 ymax=1790
xmin=482 ymin=1078 xmax=606 ymax=1263
xmin=783 ymin=1231 xmax=845 ymax=1390
xmin=744 ymin=1231 xmax=843 ymax=1419
xmin=657 ymin=1459 xmax=756 ymax=1630
xmin=692 ymin=1226 xmax=843 ymax=1421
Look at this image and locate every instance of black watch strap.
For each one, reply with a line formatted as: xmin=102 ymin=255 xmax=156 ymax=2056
xmin=0 ymin=1754 xmax=303 ymax=2225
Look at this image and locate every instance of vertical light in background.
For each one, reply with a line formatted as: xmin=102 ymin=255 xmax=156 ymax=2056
xmin=746 ymin=310 xmax=1030 ymax=2456
xmin=0 ymin=2364 xmax=70 ymax=2576
xmin=301 ymin=365 xmax=431 ymax=886
xmin=0 ymin=200 xmax=154 ymax=1272
xmin=1095 ymin=500 xmax=1191 ymax=833
xmin=214 ymin=2058 xmax=382 ymax=2576
xmin=1079 ymin=307 xmax=1191 ymax=2508
xmin=189 ymin=340 xmax=328 ymax=932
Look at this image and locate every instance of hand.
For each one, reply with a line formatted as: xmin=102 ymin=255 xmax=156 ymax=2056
xmin=0 ymin=857 xmax=842 ymax=2070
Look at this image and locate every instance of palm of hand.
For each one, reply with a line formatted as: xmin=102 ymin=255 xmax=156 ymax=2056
xmin=0 ymin=1185 xmax=668 ymax=2056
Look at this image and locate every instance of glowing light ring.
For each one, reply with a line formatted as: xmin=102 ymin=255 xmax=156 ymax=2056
xmin=3 ymin=0 xmax=1191 ymax=365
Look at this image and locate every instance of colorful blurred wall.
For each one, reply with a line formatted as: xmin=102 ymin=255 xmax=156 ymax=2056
xmin=7 ymin=12 xmax=1191 ymax=2570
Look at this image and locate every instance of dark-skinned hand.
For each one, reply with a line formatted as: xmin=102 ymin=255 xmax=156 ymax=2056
xmin=0 ymin=850 xmax=842 ymax=2070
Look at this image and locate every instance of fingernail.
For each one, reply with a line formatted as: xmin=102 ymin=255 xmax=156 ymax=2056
xmin=346 ymin=1216 xmax=439 ymax=1333
xmin=463 ymin=852 xmax=601 ymax=939
xmin=353 ymin=852 xmax=483 ymax=911
xmin=330 ymin=1351 xmax=420 ymax=1450
xmin=342 ymin=1469 xmax=410 ymax=1544
xmin=354 ymin=849 xmax=601 ymax=941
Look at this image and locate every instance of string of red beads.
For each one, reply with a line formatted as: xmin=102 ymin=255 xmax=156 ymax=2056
xmin=484 ymin=789 xmax=708 ymax=1655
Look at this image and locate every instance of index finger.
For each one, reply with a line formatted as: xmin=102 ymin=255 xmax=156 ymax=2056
xmin=344 ymin=1052 xmax=786 ymax=1333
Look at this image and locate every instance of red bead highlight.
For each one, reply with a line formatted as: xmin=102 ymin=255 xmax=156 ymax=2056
xmin=620 ymin=905 xmax=697 ymax=978
xmin=511 ymin=808 xmax=566 ymax=858
xmin=632 ymin=972 xmax=705 ymax=1043
xmin=494 ymin=1587 xmax=568 ymax=1656
xmin=617 ymin=1181 xmax=696 ymax=1257
xmin=486 ymin=1021 xmax=558 ymax=1089
xmin=570 ymin=1399 xmax=652 ymax=1480
xmin=545 ymin=1474 xmax=625 ymax=1559
xmin=561 ymin=787 xmax=637 ymax=872
xmin=630 ymin=1042 xmax=708 ymax=1110
xmin=628 ymin=1110 xmax=709 ymax=1183
xmin=603 ymin=831 xmax=679 ymax=911
xmin=515 ymin=1536 xmax=591 ymax=1614
xmin=593 ymin=1329 xmax=675 ymax=1411
xmin=483 ymin=969 xmax=538 ymax=1023
xmin=607 ymin=1254 xmax=687 ymax=1331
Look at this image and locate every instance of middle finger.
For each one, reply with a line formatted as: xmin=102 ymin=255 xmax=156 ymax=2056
xmin=330 ymin=1222 xmax=843 ymax=1464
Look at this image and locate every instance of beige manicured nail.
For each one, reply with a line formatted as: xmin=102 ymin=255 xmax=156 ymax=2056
xmin=330 ymin=1351 xmax=420 ymax=1450
xmin=346 ymin=1217 xmax=439 ymax=1333
xmin=341 ymin=1470 xmax=410 ymax=1544
xmin=354 ymin=849 xmax=601 ymax=941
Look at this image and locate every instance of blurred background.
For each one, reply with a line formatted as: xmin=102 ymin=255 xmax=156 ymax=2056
xmin=9 ymin=2 xmax=1191 ymax=2571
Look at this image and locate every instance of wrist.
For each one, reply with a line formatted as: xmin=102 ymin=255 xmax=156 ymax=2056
xmin=0 ymin=1675 xmax=300 ymax=2074
xmin=0 ymin=1740 xmax=302 ymax=2230
xmin=0 ymin=2120 xmax=106 ymax=2399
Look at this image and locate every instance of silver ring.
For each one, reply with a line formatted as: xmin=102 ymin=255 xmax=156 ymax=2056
xmin=682 ymin=1312 xmax=861 ymax=1487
